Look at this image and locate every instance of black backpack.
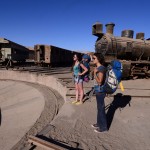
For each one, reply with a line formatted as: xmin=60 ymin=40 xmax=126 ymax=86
xmin=79 ymin=61 xmax=90 ymax=82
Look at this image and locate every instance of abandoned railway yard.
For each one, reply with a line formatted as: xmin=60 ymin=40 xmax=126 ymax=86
xmin=0 ymin=66 xmax=150 ymax=150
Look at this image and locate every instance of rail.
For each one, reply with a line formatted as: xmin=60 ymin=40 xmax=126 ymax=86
xmin=66 ymin=93 xmax=150 ymax=98
xmin=28 ymin=136 xmax=63 ymax=150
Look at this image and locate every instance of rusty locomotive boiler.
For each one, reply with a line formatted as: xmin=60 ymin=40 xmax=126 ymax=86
xmin=92 ymin=22 xmax=150 ymax=78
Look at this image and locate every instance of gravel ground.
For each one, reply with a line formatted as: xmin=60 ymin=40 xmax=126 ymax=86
xmin=43 ymin=95 xmax=150 ymax=150
xmin=1 ymin=76 xmax=150 ymax=150
xmin=41 ymin=79 xmax=150 ymax=150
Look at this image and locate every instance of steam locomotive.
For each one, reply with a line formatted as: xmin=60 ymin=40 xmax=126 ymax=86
xmin=92 ymin=22 xmax=150 ymax=78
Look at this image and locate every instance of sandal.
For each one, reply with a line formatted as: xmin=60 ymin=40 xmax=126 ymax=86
xmin=75 ymin=101 xmax=83 ymax=105
xmin=71 ymin=100 xmax=79 ymax=104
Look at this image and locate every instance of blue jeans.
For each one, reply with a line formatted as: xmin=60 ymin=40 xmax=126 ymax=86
xmin=96 ymin=92 xmax=108 ymax=131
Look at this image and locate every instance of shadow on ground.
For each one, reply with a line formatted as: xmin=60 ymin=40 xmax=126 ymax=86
xmin=106 ymin=93 xmax=131 ymax=130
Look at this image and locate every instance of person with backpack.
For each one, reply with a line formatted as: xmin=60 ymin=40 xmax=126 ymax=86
xmin=81 ymin=54 xmax=91 ymax=82
xmin=91 ymin=53 xmax=108 ymax=133
xmin=72 ymin=53 xmax=88 ymax=105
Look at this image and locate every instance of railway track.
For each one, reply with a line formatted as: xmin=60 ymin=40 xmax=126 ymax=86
xmin=11 ymin=84 xmax=65 ymax=150
xmin=25 ymin=87 xmax=80 ymax=150
xmin=27 ymin=135 xmax=79 ymax=150
xmin=66 ymin=93 xmax=150 ymax=99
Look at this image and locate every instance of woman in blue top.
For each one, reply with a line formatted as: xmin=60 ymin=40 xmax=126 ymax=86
xmin=72 ymin=53 xmax=88 ymax=105
xmin=91 ymin=53 xmax=108 ymax=132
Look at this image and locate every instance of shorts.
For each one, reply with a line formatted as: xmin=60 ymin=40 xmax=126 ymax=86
xmin=74 ymin=76 xmax=83 ymax=83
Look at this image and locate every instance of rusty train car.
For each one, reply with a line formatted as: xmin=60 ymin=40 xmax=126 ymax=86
xmin=0 ymin=37 xmax=82 ymax=68
xmin=0 ymin=38 xmax=29 ymax=66
xmin=92 ymin=22 xmax=150 ymax=78
xmin=34 ymin=44 xmax=81 ymax=67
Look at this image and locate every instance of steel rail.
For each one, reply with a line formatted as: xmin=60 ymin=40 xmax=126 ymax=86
xmin=28 ymin=135 xmax=64 ymax=150
xmin=66 ymin=93 xmax=150 ymax=98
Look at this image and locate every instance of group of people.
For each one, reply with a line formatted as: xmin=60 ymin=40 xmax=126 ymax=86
xmin=72 ymin=52 xmax=108 ymax=133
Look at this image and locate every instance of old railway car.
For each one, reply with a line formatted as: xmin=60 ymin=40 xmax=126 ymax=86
xmin=92 ymin=22 xmax=150 ymax=78
xmin=0 ymin=37 xmax=83 ymax=68
xmin=0 ymin=38 xmax=29 ymax=66
xmin=34 ymin=44 xmax=80 ymax=67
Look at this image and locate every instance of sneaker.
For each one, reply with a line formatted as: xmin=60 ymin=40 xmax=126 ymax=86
xmin=94 ymin=128 xmax=108 ymax=133
xmin=91 ymin=124 xmax=99 ymax=128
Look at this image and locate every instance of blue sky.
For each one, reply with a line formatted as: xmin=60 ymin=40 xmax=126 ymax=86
xmin=1 ymin=0 xmax=150 ymax=52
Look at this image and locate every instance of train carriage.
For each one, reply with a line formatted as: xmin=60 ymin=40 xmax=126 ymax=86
xmin=0 ymin=38 xmax=29 ymax=66
xmin=34 ymin=44 xmax=77 ymax=67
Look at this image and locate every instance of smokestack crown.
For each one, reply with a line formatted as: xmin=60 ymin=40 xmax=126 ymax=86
xmin=105 ymin=22 xmax=115 ymax=35
xmin=92 ymin=22 xmax=103 ymax=36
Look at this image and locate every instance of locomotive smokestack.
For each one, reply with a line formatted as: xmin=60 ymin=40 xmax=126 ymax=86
xmin=121 ymin=30 xmax=134 ymax=38
xmin=92 ymin=22 xmax=103 ymax=36
xmin=136 ymin=32 xmax=145 ymax=40
xmin=105 ymin=22 xmax=115 ymax=35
